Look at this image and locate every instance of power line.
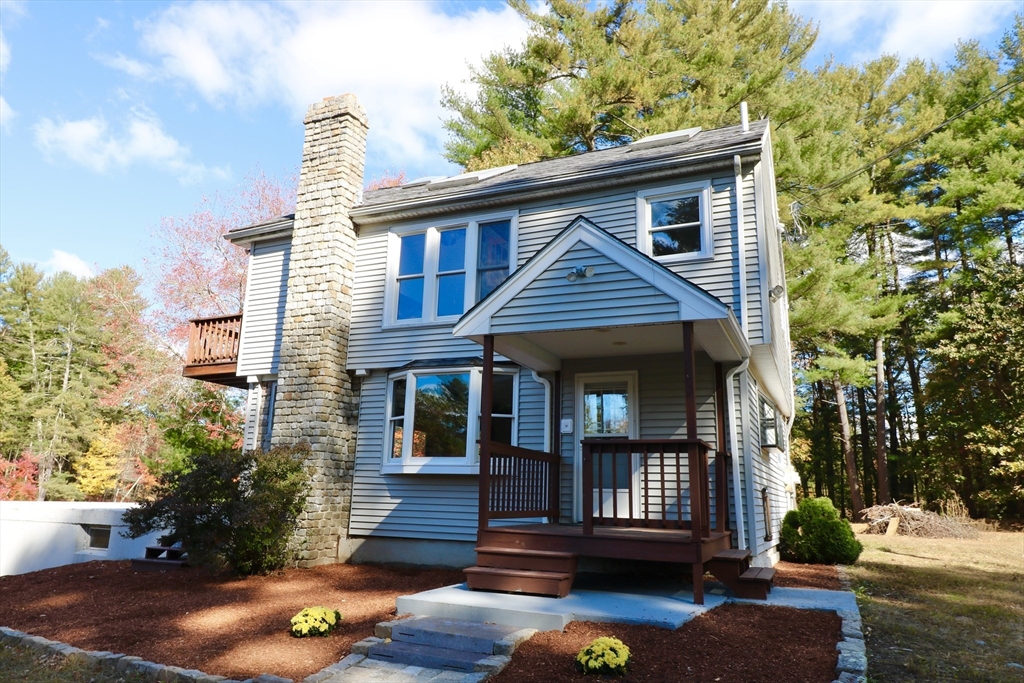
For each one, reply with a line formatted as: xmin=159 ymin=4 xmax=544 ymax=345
xmin=805 ymin=75 xmax=1023 ymax=197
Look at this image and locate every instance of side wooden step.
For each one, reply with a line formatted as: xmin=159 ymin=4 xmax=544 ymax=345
xmin=733 ymin=567 xmax=776 ymax=600
xmin=465 ymin=566 xmax=574 ymax=598
xmin=706 ymin=548 xmax=751 ymax=585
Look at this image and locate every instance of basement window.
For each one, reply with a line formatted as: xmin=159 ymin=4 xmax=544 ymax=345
xmin=86 ymin=525 xmax=111 ymax=550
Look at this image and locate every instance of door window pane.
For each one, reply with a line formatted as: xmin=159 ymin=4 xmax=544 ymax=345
xmin=583 ymin=382 xmax=629 ymax=436
xmin=413 ymin=373 xmax=470 ymax=457
xmin=594 ymin=452 xmax=631 ymax=489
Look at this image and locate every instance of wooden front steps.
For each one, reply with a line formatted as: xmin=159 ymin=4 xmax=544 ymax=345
xmin=465 ymin=547 xmax=578 ymax=598
xmin=706 ymin=548 xmax=776 ymax=599
xmin=131 ymin=545 xmax=187 ymax=572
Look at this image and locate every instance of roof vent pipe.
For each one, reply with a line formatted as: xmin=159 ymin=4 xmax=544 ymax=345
xmin=740 ymin=102 xmax=749 ymax=133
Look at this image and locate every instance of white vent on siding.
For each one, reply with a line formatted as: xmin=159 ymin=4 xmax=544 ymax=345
xmin=629 ymin=127 xmax=702 ymax=151
xmin=426 ymin=164 xmax=518 ymax=190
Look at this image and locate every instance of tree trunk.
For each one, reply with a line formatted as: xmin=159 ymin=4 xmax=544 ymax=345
xmin=1003 ymin=213 xmax=1016 ymax=266
xmin=832 ymin=375 xmax=865 ymax=518
xmin=857 ymin=387 xmax=874 ymax=506
xmin=875 ymin=336 xmax=891 ymax=504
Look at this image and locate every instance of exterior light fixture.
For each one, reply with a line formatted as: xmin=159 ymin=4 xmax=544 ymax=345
xmin=566 ymin=266 xmax=595 ymax=282
xmin=769 ymin=285 xmax=785 ymax=302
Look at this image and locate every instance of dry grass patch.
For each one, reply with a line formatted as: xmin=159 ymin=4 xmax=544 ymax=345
xmin=846 ymin=528 xmax=1023 ymax=682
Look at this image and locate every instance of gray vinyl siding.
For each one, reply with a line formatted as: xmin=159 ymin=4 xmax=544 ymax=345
xmin=348 ymin=371 xmax=547 ymax=541
xmin=347 ymin=224 xmax=481 ymax=370
xmin=557 ymin=353 xmax=724 ymax=528
xmin=490 ymin=243 xmax=679 ymax=334
xmin=740 ymin=167 xmax=763 ymax=342
xmin=517 ymin=191 xmax=637 ymax=264
xmin=748 ymin=373 xmax=789 ymax=554
xmin=237 ymin=238 xmax=290 ymax=376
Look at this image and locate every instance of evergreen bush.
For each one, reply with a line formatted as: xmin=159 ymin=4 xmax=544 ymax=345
xmin=780 ymin=496 xmax=862 ymax=564
xmin=123 ymin=445 xmax=309 ymax=575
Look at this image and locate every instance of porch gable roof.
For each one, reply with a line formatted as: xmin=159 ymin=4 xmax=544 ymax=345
xmin=453 ymin=216 xmax=749 ymax=369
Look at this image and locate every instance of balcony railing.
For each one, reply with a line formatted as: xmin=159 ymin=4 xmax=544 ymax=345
xmin=181 ymin=314 xmax=246 ymax=388
xmin=582 ymin=439 xmax=714 ymax=539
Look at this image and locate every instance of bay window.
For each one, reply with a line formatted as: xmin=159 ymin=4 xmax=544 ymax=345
xmin=384 ymin=366 xmax=518 ymax=473
xmin=388 ymin=215 xmax=516 ymax=325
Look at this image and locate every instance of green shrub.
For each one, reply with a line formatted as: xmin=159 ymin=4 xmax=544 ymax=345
xmin=123 ymin=445 xmax=309 ymax=575
xmin=780 ymin=496 xmax=863 ymax=564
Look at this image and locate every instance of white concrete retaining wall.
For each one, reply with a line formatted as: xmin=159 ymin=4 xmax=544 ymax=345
xmin=0 ymin=502 xmax=165 ymax=576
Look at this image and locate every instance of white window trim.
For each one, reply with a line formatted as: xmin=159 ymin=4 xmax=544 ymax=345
xmin=636 ymin=180 xmax=714 ymax=263
xmin=382 ymin=366 xmax=519 ymax=474
xmin=383 ymin=211 xmax=519 ymax=329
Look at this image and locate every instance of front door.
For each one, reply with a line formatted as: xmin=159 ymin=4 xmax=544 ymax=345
xmin=574 ymin=372 xmax=639 ymax=522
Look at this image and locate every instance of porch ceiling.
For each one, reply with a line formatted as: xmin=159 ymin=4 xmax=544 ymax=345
xmin=472 ymin=318 xmax=745 ymax=372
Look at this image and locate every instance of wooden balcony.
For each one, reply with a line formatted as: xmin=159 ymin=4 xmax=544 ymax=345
xmin=181 ymin=313 xmax=247 ymax=388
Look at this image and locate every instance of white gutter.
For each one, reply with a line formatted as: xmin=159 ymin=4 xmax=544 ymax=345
xmin=734 ymin=155 xmax=748 ymax=336
xmin=739 ymin=366 xmax=759 ymax=552
xmin=725 ymin=359 xmax=749 ymax=550
xmin=531 ymin=370 xmax=552 ymax=452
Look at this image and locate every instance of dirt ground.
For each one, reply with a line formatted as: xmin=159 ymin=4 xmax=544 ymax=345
xmin=0 ymin=560 xmax=843 ymax=682
xmin=490 ymin=605 xmax=842 ymax=683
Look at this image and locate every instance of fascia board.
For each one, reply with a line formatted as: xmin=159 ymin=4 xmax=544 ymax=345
xmin=225 ymin=221 xmax=294 ymax=246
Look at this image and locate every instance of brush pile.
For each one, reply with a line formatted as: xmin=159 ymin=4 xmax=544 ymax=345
xmin=861 ymin=502 xmax=978 ymax=539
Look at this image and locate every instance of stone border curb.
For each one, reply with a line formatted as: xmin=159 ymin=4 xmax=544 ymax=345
xmin=830 ymin=566 xmax=867 ymax=683
xmin=0 ymin=626 xmax=288 ymax=683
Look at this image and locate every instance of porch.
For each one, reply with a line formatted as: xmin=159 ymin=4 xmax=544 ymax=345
xmin=452 ymin=217 xmax=774 ymax=603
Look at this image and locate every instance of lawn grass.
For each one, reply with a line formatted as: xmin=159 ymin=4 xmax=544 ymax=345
xmin=846 ymin=528 xmax=1023 ymax=682
xmin=0 ymin=641 xmax=150 ymax=683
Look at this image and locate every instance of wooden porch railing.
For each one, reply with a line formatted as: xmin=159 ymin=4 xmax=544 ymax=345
xmin=185 ymin=314 xmax=243 ymax=366
xmin=481 ymin=441 xmax=560 ymax=525
xmin=581 ymin=439 xmax=714 ymax=539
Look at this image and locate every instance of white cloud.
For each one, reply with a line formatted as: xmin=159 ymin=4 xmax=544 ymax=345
xmin=42 ymin=250 xmax=95 ymax=279
xmin=115 ymin=1 xmax=530 ymax=170
xmin=792 ymin=0 xmax=1019 ymax=66
xmin=0 ymin=27 xmax=13 ymax=132
xmin=96 ymin=52 xmax=156 ymax=79
xmin=33 ymin=106 xmax=229 ymax=183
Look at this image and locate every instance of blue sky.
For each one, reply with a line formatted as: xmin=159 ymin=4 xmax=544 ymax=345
xmin=0 ymin=0 xmax=1020 ymax=282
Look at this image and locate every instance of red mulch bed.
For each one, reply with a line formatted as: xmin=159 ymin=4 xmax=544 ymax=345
xmin=772 ymin=561 xmax=842 ymax=591
xmin=491 ymin=605 xmax=842 ymax=683
xmin=0 ymin=560 xmax=845 ymax=682
xmin=0 ymin=560 xmax=462 ymax=682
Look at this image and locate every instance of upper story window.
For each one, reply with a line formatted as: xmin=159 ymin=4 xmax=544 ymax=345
xmin=389 ymin=214 xmax=516 ymax=326
xmin=384 ymin=366 xmax=518 ymax=474
xmin=636 ymin=181 xmax=713 ymax=263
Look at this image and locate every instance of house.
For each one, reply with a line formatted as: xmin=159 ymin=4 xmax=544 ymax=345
xmin=182 ymin=94 xmax=798 ymax=604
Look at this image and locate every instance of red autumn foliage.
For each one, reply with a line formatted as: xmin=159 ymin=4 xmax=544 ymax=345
xmin=0 ymin=451 xmax=39 ymax=501
xmin=365 ymin=169 xmax=407 ymax=190
xmin=151 ymin=169 xmax=296 ymax=347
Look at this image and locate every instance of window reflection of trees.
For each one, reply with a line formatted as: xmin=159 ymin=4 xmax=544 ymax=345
xmin=413 ymin=374 xmax=470 ymax=457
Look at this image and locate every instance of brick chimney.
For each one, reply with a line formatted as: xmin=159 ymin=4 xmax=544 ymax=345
xmin=272 ymin=94 xmax=368 ymax=567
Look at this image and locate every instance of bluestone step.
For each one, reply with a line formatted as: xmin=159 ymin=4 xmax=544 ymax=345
xmin=389 ymin=617 xmax=523 ymax=654
xmin=366 ymin=640 xmax=488 ymax=673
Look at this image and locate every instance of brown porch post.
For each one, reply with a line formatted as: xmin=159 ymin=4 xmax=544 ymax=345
xmin=478 ymin=335 xmax=494 ymax=529
xmin=683 ymin=321 xmax=705 ymax=605
xmin=715 ymin=362 xmax=729 ymax=532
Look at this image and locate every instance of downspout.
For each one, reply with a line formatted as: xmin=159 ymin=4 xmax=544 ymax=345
xmin=725 ymin=360 xmax=749 ymax=550
xmin=531 ymin=370 xmax=552 ymax=452
xmin=734 ymin=155 xmax=748 ymax=336
xmin=740 ymin=368 xmax=759 ymax=553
